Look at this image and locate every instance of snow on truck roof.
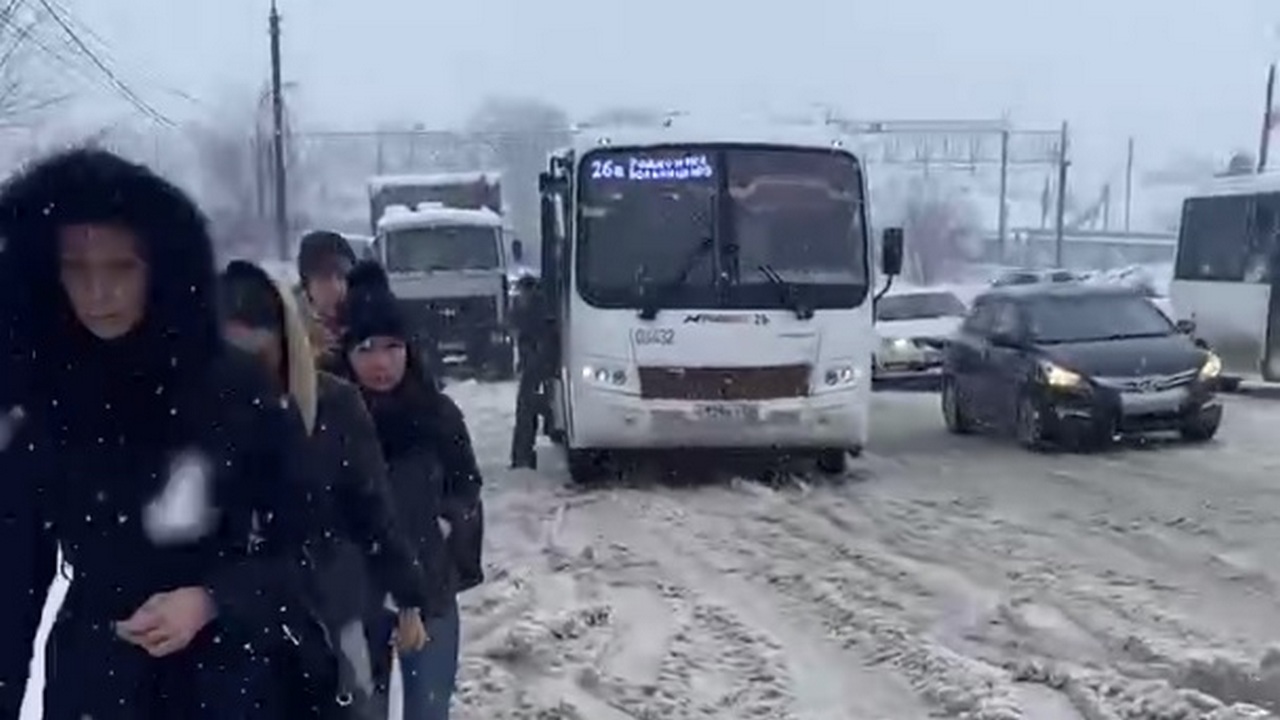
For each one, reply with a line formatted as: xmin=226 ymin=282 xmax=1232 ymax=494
xmin=367 ymin=171 xmax=502 ymax=194
xmin=564 ymin=117 xmax=853 ymax=157
xmin=377 ymin=203 xmax=503 ymax=232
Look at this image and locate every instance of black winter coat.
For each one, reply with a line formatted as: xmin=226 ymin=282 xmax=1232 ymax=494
xmin=360 ymin=376 xmax=485 ymax=613
xmin=307 ymin=372 xmax=434 ymax=622
xmin=0 ymin=149 xmax=334 ymax=720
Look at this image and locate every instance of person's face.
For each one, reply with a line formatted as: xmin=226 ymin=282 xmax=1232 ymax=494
xmin=306 ymin=270 xmax=347 ymax=318
xmin=58 ymin=223 xmax=148 ymax=340
xmin=222 ymin=320 xmax=284 ymax=378
xmin=348 ymin=336 xmax=407 ymax=393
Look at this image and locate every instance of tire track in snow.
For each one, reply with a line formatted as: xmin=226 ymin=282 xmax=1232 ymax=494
xmin=547 ymin=489 xmax=927 ymax=720
xmin=451 ymin=385 xmax=1280 ymax=718
xmin=686 ymin=483 xmax=1280 ymax=719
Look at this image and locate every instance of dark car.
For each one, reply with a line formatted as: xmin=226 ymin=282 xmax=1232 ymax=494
xmin=940 ymin=283 xmax=1224 ymax=450
xmin=991 ymin=268 xmax=1078 ymax=287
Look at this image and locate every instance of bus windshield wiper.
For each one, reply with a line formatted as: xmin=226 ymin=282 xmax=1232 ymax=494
xmin=757 ymin=264 xmax=814 ymax=320
xmin=637 ymin=236 xmax=715 ymax=320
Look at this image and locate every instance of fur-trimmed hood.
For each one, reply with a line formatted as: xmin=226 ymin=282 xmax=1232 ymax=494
xmin=0 ymin=147 xmax=220 ymax=384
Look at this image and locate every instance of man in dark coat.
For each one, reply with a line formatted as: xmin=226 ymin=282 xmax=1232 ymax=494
xmin=509 ymin=274 xmax=551 ymax=469
xmin=0 ymin=148 xmax=330 ymax=719
xmin=219 ymin=260 xmax=446 ymax=719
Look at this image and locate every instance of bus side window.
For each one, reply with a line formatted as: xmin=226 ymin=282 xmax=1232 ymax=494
xmin=1251 ymin=192 xmax=1280 ymax=283
xmin=1177 ymin=195 xmax=1251 ymax=282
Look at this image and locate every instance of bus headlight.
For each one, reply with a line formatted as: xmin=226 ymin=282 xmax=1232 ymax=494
xmin=1039 ymin=361 xmax=1083 ymax=388
xmin=822 ymin=364 xmax=859 ymax=388
xmin=581 ymin=363 xmax=628 ymax=387
xmin=1199 ymin=351 xmax=1222 ymax=380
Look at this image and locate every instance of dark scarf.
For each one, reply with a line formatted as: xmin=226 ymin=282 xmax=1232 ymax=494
xmin=40 ymin=316 xmax=189 ymax=449
xmin=360 ymin=377 xmax=436 ymax=462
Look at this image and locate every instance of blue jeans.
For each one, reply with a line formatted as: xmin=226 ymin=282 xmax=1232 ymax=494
xmin=372 ymin=602 xmax=461 ymax=720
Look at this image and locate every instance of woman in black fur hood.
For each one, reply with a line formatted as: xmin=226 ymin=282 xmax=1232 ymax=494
xmin=334 ymin=261 xmax=485 ymax=720
xmin=0 ymin=148 xmax=332 ymax=719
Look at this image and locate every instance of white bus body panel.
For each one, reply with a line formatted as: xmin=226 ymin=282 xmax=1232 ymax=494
xmin=1169 ymin=279 xmax=1270 ymax=378
xmin=559 ymin=306 xmax=872 ymax=450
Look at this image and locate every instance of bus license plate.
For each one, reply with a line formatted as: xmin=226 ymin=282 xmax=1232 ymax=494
xmin=695 ymin=403 xmax=760 ymax=422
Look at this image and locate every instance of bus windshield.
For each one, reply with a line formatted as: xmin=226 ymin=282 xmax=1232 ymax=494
xmin=576 ymin=144 xmax=868 ymax=310
xmin=383 ymin=225 xmax=501 ymax=272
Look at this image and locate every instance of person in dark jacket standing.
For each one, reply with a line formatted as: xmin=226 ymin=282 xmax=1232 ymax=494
xmin=219 ymin=260 xmax=444 ymax=719
xmin=298 ymin=230 xmax=358 ymax=369
xmin=337 ymin=261 xmax=485 ymax=720
xmin=509 ymin=274 xmax=550 ymax=469
xmin=0 ymin=148 xmax=328 ymax=719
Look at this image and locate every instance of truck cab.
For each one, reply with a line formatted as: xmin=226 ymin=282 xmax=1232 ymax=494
xmin=373 ymin=202 xmax=516 ymax=380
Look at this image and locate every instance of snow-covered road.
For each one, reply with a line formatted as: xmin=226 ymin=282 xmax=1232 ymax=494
xmin=22 ymin=383 xmax=1280 ymax=719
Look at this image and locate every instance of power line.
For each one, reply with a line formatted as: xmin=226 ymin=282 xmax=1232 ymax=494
xmin=34 ymin=0 xmax=170 ymax=125
xmin=44 ymin=0 xmax=204 ymax=111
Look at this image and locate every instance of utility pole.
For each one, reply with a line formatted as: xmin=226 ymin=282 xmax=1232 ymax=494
xmin=1260 ymin=63 xmax=1276 ymax=173
xmin=1124 ymin=137 xmax=1134 ymax=232
xmin=997 ymin=129 xmax=1010 ymax=264
xmin=269 ymin=0 xmax=289 ymax=260
xmin=1054 ymin=121 xmax=1070 ymax=267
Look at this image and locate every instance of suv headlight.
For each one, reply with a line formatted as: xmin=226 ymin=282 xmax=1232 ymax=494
xmin=581 ymin=363 xmax=628 ymax=388
xmin=1039 ymin=361 xmax=1083 ymax=388
xmin=1199 ymin=351 xmax=1222 ymax=380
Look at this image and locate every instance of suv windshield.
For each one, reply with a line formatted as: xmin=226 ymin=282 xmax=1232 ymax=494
xmin=1025 ymin=293 xmax=1174 ymax=343
xmin=876 ymin=292 xmax=967 ymax=321
xmin=383 ymin=225 xmax=500 ymax=272
xmin=576 ymin=144 xmax=868 ymax=310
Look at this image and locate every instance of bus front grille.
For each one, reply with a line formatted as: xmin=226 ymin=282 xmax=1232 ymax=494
xmin=638 ymin=365 xmax=811 ymax=401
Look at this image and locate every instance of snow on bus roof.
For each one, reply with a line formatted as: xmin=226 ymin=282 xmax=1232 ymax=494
xmin=367 ymin=171 xmax=502 ymax=194
xmin=566 ymin=117 xmax=851 ymax=156
xmin=377 ymin=203 xmax=503 ymax=232
xmin=1188 ymin=172 xmax=1280 ymax=199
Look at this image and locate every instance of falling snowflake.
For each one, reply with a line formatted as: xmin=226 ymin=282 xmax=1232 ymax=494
xmin=143 ymin=449 xmax=219 ymax=545
xmin=0 ymin=405 xmax=25 ymax=452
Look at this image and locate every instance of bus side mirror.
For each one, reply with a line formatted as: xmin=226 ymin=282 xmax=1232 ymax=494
xmin=1175 ymin=318 xmax=1196 ymax=335
xmin=511 ymin=238 xmax=524 ymax=263
xmin=881 ymin=227 xmax=904 ymax=277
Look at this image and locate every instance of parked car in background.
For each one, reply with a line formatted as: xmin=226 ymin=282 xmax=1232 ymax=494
xmin=342 ymin=232 xmax=377 ymax=260
xmin=874 ymin=287 xmax=968 ymax=387
xmin=991 ymin=267 xmax=1080 ymax=287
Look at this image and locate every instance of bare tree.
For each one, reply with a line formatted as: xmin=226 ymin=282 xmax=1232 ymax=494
xmin=465 ymin=97 xmax=572 ymax=256
xmin=898 ymin=179 xmax=982 ymax=284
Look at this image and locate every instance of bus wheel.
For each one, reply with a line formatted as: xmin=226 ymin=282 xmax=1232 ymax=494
xmin=567 ymin=449 xmax=609 ymax=485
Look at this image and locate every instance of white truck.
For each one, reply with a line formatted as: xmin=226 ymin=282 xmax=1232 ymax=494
xmin=534 ymin=119 xmax=903 ymax=483
xmin=368 ymin=172 xmax=518 ymax=379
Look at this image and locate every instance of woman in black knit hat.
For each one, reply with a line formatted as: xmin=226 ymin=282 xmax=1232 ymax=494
xmin=219 ymin=259 xmax=438 ymax=720
xmin=337 ymin=261 xmax=485 ymax=720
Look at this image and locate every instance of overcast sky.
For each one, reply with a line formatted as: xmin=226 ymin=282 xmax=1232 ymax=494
xmin=66 ymin=0 xmax=1279 ymax=174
